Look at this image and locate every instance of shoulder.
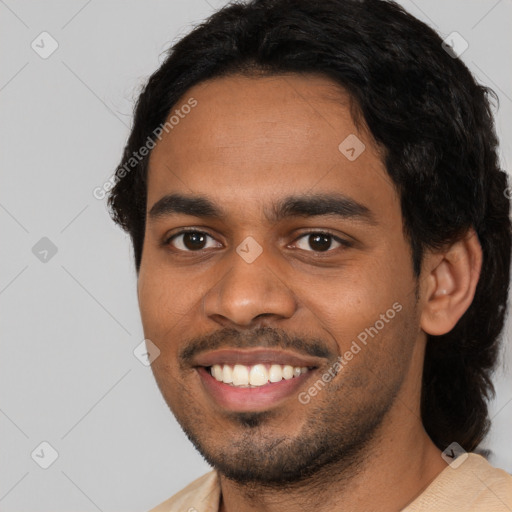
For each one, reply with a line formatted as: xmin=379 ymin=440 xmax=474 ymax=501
xmin=147 ymin=470 xmax=220 ymax=512
xmin=404 ymin=454 xmax=512 ymax=511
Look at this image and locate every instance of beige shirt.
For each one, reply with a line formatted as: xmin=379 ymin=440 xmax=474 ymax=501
xmin=148 ymin=454 xmax=512 ymax=512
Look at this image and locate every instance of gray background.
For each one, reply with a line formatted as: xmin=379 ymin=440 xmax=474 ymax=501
xmin=1 ymin=1 xmax=511 ymax=511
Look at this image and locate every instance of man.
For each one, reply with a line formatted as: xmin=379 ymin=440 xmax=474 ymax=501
xmin=107 ymin=0 xmax=512 ymax=510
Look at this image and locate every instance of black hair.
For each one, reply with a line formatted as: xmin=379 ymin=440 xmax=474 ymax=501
xmin=107 ymin=0 xmax=511 ymax=452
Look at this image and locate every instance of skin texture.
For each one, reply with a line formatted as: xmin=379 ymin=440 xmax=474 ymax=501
xmin=137 ymin=74 xmax=482 ymax=512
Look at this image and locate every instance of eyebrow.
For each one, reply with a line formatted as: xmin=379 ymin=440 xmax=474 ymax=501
xmin=148 ymin=192 xmax=376 ymax=225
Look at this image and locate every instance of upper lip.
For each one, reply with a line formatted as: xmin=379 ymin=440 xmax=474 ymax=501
xmin=192 ymin=348 xmax=324 ymax=368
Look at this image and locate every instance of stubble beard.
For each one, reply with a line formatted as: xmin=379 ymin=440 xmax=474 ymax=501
xmin=174 ymin=364 xmax=402 ymax=490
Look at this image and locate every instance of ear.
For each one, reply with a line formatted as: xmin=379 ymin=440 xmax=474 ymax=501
xmin=420 ymin=229 xmax=482 ymax=336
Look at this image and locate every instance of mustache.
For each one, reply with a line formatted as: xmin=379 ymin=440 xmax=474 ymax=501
xmin=179 ymin=326 xmax=333 ymax=367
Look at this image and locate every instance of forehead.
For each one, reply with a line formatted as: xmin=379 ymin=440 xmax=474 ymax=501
xmin=146 ymin=73 xmax=396 ymax=219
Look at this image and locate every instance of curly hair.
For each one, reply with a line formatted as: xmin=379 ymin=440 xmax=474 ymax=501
xmin=107 ymin=0 xmax=511 ymax=452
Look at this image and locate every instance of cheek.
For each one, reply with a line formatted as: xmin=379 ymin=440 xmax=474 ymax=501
xmin=137 ymin=270 xmax=165 ymax=334
xmin=138 ymin=262 xmax=198 ymax=331
xmin=299 ymin=259 xmax=406 ymax=334
xmin=289 ymin=258 xmax=414 ymax=377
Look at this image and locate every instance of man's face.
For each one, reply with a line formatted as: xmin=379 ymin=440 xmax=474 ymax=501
xmin=138 ymin=74 xmax=425 ymax=484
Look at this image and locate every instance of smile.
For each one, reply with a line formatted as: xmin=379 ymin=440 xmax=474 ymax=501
xmin=208 ymin=363 xmax=311 ymax=387
xmin=192 ymin=348 xmax=323 ymax=411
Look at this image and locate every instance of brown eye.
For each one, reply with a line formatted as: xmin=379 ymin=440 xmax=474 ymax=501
xmin=308 ymin=234 xmax=332 ymax=251
xmin=182 ymin=232 xmax=207 ymax=250
xmin=167 ymin=231 xmax=221 ymax=251
xmin=294 ymin=232 xmax=345 ymax=252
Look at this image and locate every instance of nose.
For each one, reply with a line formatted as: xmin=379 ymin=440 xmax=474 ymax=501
xmin=202 ymin=247 xmax=297 ymax=328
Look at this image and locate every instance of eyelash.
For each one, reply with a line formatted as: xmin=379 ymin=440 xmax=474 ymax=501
xmin=163 ymin=228 xmax=352 ymax=253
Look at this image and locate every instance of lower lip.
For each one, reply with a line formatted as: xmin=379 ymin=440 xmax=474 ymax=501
xmin=197 ymin=367 xmax=314 ymax=412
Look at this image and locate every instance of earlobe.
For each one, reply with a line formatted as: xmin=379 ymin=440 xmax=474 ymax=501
xmin=420 ymin=229 xmax=482 ymax=336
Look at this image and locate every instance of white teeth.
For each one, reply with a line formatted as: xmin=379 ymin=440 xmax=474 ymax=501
xmin=249 ymin=364 xmax=268 ymax=386
xmin=212 ymin=364 xmax=223 ymax=381
xmin=210 ymin=363 xmax=311 ymax=387
xmin=232 ymin=364 xmax=249 ymax=386
xmin=282 ymin=365 xmax=294 ymax=380
xmin=222 ymin=364 xmax=233 ymax=383
xmin=269 ymin=364 xmax=283 ymax=382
